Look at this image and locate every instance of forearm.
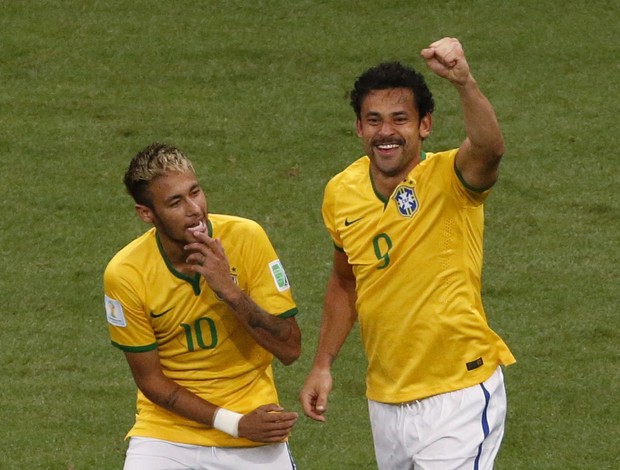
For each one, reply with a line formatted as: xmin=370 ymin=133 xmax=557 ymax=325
xmin=126 ymin=350 xmax=296 ymax=442
xmin=456 ymin=76 xmax=504 ymax=160
xmin=133 ymin=366 xmax=218 ymax=428
xmin=299 ymin=251 xmax=357 ymax=421
xmin=451 ymin=76 xmax=505 ymax=189
xmin=421 ymin=37 xmax=504 ymax=187
xmin=312 ymin=271 xmax=358 ymax=370
xmin=221 ymin=287 xmax=301 ymax=365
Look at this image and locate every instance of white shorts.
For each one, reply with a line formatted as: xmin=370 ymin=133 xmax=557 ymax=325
xmin=123 ymin=437 xmax=296 ymax=470
xmin=368 ymin=367 xmax=507 ymax=470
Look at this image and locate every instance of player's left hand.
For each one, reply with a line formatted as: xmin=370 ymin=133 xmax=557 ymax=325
xmin=238 ymin=404 xmax=299 ymax=443
xmin=420 ymin=37 xmax=471 ymax=86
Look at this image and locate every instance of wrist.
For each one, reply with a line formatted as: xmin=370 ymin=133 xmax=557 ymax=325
xmin=453 ymin=74 xmax=477 ymax=91
xmin=217 ymin=282 xmax=243 ymax=306
xmin=313 ymin=351 xmax=336 ymax=369
xmin=213 ymin=407 xmax=243 ymax=438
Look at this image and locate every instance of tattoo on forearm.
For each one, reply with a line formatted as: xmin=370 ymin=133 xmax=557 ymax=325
xmin=165 ymin=384 xmax=182 ymax=409
xmin=226 ymin=294 xmax=291 ymax=341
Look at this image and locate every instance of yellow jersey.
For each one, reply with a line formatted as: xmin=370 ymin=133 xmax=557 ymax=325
xmin=104 ymin=214 xmax=297 ymax=447
xmin=322 ymin=149 xmax=515 ymax=403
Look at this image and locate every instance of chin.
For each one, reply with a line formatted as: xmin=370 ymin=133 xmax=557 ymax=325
xmin=376 ymin=164 xmax=404 ymax=177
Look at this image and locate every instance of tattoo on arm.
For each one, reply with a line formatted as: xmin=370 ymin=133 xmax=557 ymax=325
xmin=225 ymin=294 xmax=292 ymax=341
xmin=164 ymin=384 xmax=182 ymax=409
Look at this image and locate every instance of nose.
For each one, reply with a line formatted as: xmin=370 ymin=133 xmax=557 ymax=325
xmin=378 ymin=121 xmax=395 ymax=136
xmin=186 ymin=198 xmax=202 ymax=215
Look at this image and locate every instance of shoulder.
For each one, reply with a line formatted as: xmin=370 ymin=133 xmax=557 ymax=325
xmin=209 ymin=213 xmax=266 ymax=238
xmin=421 ymin=148 xmax=490 ymax=203
xmin=415 ymin=148 xmax=460 ymax=185
xmin=329 ymin=156 xmax=369 ymax=182
xmin=105 ymin=229 xmax=156 ymax=275
xmin=420 ymin=148 xmax=459 ymax=167
xmin=104 ymin=229 xmax=157 ymax=295
xmin=325 ymin=156 xmax=370 ymax=193
xmin=210 ymin=214 xmax=278 ymax=265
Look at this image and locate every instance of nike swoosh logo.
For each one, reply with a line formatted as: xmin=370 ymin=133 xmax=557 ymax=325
xmin=149 ymin=307 xmax=174 ymax=318
xmin=344 ymin=217 xmax=363 ymax=226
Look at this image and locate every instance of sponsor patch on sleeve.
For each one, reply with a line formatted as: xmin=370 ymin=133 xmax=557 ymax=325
xmin=105 ymin=295 xmax=127 ymax=327
xmin=268 ymin=259 xmax=290 ymax=292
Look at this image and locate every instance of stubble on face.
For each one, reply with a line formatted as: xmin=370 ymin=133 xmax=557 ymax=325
xmin=358 ymin=88 xmax=423 ymax=181
xmin=147 ymin=171 xmax=209 ymax=252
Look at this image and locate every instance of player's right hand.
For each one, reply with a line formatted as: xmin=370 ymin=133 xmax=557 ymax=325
xmin=299 ymin=367 xmax=333 ymax=422
xmin=420 ymin=37 xmax=471 ymax=86
xmin=237 ymin=403 xmax=298 ymax=443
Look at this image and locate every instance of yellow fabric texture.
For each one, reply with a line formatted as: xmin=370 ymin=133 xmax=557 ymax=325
xmin=322 ymin=150 xmax=515 ymax=403
xmin=104 ymin=214 xmax=297 ymax=446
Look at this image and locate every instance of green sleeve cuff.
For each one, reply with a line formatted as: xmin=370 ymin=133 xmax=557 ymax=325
xmin=111 ymin=341 xmax=158 ymax=353
xmin=278 ymin=307 xmax=298 ymax=319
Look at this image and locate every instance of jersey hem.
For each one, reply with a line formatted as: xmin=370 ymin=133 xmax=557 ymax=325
xmin=366 ymin=363 xmax=511 ymax=404
xmin=126 ymin=430 xmax=285 ymax=448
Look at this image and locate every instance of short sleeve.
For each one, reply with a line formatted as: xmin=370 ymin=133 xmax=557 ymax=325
xmin=445 ymin=149 xmax=492 ymax=207
xmin=238 ymin=221 xmax=298 ymax=318
xmin=103 ymin=260 xmax=157 ymax=351
xmin=321 ymin=177 xmax=343 ymax=249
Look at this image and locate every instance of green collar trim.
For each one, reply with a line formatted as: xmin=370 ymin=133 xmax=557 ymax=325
xmin=369 ymin=167 xmax=388 ymax=205
xmin=369 ymin=151 xmax=426 ymax=205
xmin=156 ymin=231 xmax=202 ymax=295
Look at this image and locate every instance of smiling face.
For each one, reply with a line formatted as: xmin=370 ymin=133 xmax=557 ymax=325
xmin=356 ymin=87 xmax=432 ymax=184
xmin=135 ymin=170 xmax=208 ymax=259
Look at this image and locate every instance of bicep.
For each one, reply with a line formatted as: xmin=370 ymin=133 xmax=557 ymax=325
xmin=455 ymin=138 xmax=501 ymax=191
xmin=332 ymin=249 xmax=356 ymax=290
xmin=325 ymin=250 xmax=357 ymax=316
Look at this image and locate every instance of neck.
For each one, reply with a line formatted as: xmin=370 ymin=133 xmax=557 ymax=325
xmin=372 ymin=173 xmax=402 ymax=199
xmin=371 ymin=159 xmax=420 ymax=199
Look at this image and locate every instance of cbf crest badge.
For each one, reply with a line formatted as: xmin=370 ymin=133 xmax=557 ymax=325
xmin=393 ymin=185 xmax=419 ymax=217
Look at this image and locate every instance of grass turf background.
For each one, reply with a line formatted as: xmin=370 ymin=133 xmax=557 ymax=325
xmin=0 ymin=1 xmax=618 ymax=468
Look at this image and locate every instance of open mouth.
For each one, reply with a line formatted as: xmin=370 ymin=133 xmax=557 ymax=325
xmin=188 ymin=220 xmax=207 ymax=234
xmin=376 ymin=143 xmax=400 ymax=150
xmin=374 ymin=142 xmax=402 ymax=156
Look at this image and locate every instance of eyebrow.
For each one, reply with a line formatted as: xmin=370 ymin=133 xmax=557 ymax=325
xmin=363 ymin=110 xmax=411 ymax=118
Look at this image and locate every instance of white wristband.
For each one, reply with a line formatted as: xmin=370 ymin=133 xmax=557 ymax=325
xmin=213 ymin=407 xmax=243 ymax=438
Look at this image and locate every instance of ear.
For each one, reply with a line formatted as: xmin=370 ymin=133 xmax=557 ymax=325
xmin=419 ymin=113 xmax=432 ymax=139
xmin=135 ymin=204 xmax=154 ymax=224
xmin=355 ymin=119 xmax=363 ymax=138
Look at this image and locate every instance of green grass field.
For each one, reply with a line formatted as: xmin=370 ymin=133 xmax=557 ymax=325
xmin=1 ymin=1 xmax=618 ymax=468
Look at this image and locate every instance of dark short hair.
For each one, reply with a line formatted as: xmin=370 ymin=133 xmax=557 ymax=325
xmin=350 ymin=61 xmax=435 ymax=120
xmin=123 ymin=142 xmax=194 ymax=207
